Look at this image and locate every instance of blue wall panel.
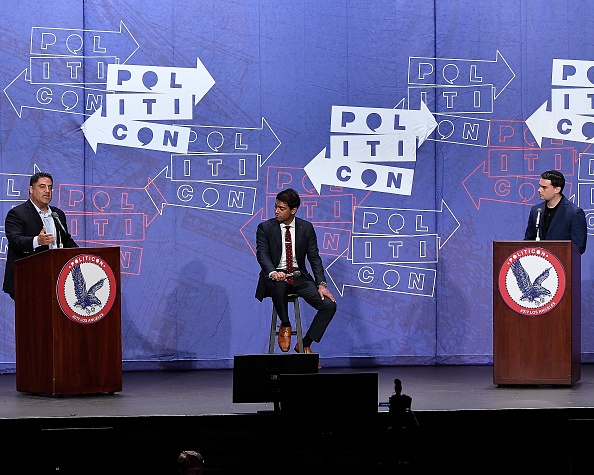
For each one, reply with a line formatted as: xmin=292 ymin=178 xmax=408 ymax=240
xmin=0 ymin=0 xmax=592 ymax=371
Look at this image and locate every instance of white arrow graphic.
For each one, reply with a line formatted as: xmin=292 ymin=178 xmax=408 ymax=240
xmin=106 ymin=58 xmax=215 ymax=106
xmin=330 ymin=101 xmax=437 ymax=145
xmin=31 ymin=21 xmax=140 ymax=64
xmin=329 ymin=135 xmax=418 ymax=162
xmin=81 ymin=107 xmax=190 ymax=153
xmin=304 ymin=148 xmax=414 ymax=195
xmin=526 ymin=101 xmax=594 ymax=147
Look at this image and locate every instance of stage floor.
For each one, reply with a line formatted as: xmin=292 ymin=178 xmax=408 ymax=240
xmin=1 ymin=363 xmax=594 ymax=419
xmin=2 ymin=364 xmax=594 ymax=474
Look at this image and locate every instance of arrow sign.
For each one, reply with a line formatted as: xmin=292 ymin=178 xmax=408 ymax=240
xmin=81 ymin=107 xmax=191 ymax=153
xmin=4 ymin=69 xmax=109 ymax=117
xmin=107 ymin=58 xmax=215 ymax=106
xmin=526 ymin=101 xmax=594 ymax=146
xmin=408 ymin=50 xmax=515 ymax=99
xmin=31 ymin=21 xmax=140 ymax=64
xmin=145 ymin=166 xmax=257 ymax=216
xmin=325 ymin=249 xmax=436 ymax=297
xmin=170 ymin=153 xmax=259 ymax=182
xmin=185 ymin=117 xmax=281 ymax=165
xmin=331 ymin=102 xmax=437 ymax=145
xmin=351 ymin=234 xmax=438 ymax=264
xmin=550 ymin=88 xmax=594 ymax=114
xmin=240 ymin=208 xmax=265 ymax=256
xmin=105 ymin=92 xmax=194 ymax=121
xmin=329 ymin=135 xmax=418 ymax=162
xmin=552 ymin=59 xmax=594 ymax=87
xmin=57 ymin=183 xmax=162 ymax=227
xmin=353 ymin=200 xmax=460 ymax=249
xmin=462 ymin=161 xmax=544 ymax=209
xmin=304 ymin=148 xmax=414 ymax=195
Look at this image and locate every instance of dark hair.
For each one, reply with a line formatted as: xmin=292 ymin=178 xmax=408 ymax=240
xmin=177 ymin=450 xmax=204 ymax=475
xmin=541 ymin=170 xmax=565 ymax=192
xmin=30 ymin=172 xmax=53 ymax=187
xmin=276 ymin=188 xmax=300 ymax=210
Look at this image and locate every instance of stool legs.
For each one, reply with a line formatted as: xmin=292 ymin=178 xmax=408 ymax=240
xmin=294 ymin=298 xmax=304 ymax=353
xmin=268 ymin=307 xmax=277 ymax=353
xmin=269 ymin=297 xmax=303 ymax=353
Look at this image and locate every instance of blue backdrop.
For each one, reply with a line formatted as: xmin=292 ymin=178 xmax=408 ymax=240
xmin=0 ymin=0 xmax=592 ymax=371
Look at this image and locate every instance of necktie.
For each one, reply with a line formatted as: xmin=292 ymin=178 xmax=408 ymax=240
xmin=285 ymin=225 xmax=294 ymax=285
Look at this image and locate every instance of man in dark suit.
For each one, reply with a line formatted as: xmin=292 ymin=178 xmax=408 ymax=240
xmin=256 ymin=188 xmax=336 ymax=360
xmin=524 ymin=170 xmax=587 ymax=254
xmin=3 ymin=172 xmax=78 ymax=299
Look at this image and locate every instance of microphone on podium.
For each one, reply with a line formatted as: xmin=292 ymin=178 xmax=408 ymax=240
xmin=51 ymin=212 xmax=66 ymax=248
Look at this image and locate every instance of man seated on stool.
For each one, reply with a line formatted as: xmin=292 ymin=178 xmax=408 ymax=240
xmin=255 ymin=188 xmax=336 ymax=365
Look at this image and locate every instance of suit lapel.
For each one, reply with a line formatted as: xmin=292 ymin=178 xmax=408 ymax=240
xmin=25 ymin=201 xmax=43 ymax=228
xmin=271 ymin=219 xmax=282 ymax=261
xmin=294 ymin=218 xmax=305 ymax=258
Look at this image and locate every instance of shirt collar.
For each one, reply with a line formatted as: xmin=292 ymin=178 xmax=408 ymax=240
xmin=31 ymin=199 xmax=52 ymax=216
xmin=280 ymin=219 xmax=295 ymax=230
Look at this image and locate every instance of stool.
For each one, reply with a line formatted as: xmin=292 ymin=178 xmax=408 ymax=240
xmin=269 ymin=294 xmax=304 ymax=353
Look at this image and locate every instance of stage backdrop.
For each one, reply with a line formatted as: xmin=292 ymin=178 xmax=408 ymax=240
xmin=0 ymin=0 xmax=592 ymax=371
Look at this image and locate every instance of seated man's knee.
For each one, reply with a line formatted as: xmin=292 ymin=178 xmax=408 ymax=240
xmin=324 ymin=298 xmax=337 ymax=314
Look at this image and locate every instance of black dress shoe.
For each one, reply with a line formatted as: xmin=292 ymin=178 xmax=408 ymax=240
xmin=294 ymin=344 xmax=322 ymax=369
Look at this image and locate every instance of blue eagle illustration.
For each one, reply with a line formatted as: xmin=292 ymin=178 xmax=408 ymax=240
xmin=510 ymin=259 xmax=552 ymax=304
xmin=72 ymin=264 xmax=106 ymax=314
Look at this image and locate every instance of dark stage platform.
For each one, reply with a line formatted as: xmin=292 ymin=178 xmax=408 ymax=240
xmin=1 ymin=364 xmax=594 ymax=474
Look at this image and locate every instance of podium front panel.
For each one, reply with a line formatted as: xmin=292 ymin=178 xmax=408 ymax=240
xmin=14 ymin=247 xmax=122 ymax=395
xmin=493 ymin=241 xmax=580 ymax=386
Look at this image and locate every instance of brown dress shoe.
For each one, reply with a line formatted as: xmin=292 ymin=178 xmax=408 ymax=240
xmin=278 ymin=325 xmax=292 ymax=352
xmin=294 ymin=344 xmax=323 ymax=369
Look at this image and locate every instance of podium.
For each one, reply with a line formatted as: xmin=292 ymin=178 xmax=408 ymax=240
xmin=14 ymin=246 xmax=122 ymax=395
xmin=493 ymin=240 xmax=581 ymax=386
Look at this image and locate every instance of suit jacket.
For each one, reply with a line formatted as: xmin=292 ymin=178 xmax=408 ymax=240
xmin=524 ymin=195 xmax=587 ymax=254
xmin=255 ymin=217 xmax=326 ymax=301
xmin=3 ymin=200 xmax=78 ymax=298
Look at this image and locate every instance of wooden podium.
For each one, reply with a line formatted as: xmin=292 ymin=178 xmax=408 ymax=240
xmin=14 ymin=246 xmax=122 ymax=395
xmin=493 ymin=240 xmax=581 ymax=386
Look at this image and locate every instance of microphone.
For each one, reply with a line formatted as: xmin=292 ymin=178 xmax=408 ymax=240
xmin=51 ymin=212 xmax=67 ymax=248
xmin=269 ymin=270 xmax=301 ymax=280
xmin=535 ymin=208 xmax=542 ymax=241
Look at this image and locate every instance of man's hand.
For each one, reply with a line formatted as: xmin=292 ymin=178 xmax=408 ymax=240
xmin=38 ymin=226 xmax=56 ymax=246
xmin=318 ymin=284 xmax=336 ymax=302
xmin=270 ymin=271 xmax=287 ymax=282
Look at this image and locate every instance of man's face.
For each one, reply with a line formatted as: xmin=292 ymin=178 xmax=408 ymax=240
xmin=274 ymin=199 xmax=297 ymax=224
xmin=29 ymin=177 xmax=53 ymax=210
xmin=538 ymin=178 xmax=560 ymax=203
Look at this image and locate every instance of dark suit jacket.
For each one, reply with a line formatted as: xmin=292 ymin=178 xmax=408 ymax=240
xmin=524 ymin=195 xmax=587 ymax=254
xmin=3 ymin=200 xmax=78 ymax=298
xmin=255 ymin=217 xmax=326 ymax=301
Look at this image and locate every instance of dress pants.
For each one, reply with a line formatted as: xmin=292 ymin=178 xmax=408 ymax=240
xmin=266 ymin=274 xmax=336 ymax=342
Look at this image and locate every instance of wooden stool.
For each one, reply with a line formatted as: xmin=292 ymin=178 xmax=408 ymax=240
xmin=269 ymin=294 xmax=304 ymax=353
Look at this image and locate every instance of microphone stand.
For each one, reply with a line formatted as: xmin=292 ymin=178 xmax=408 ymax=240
xmin=535 ymin=208 xmax=542 ymax=242
xmin=53 ymin=217 xmax=63 ymax=249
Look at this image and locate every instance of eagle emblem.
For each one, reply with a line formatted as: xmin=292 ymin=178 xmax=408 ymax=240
xmin=498 ymin=247 xmax=565 ymax=316
xmin=72 ymin=264 xmax=106 ymax=314
xmin=510 ymin=259 xmax=552 ymax=305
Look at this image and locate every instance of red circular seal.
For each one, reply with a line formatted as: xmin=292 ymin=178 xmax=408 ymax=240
xmin=56 ymin=253 xmax=117 ymax=324
xmin=498 ymin=246 xmax=566 ymax=316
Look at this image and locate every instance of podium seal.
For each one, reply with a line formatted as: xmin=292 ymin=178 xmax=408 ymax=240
xmin=56 ymin=253 xmax=117 ymax=324
xmin=498 ymin=246 xmax=566 ymax=316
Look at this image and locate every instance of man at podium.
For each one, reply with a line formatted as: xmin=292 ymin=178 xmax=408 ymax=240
xmin=3 ymin=172 xmax=78 ymax=299
xmin=524 ymin=170 xmax=587 ymax=254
